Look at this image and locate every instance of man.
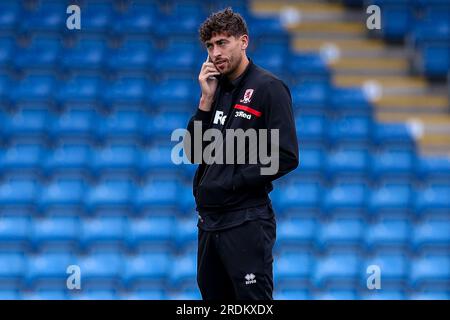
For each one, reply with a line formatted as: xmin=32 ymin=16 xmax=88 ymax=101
xmin=185 ymin=8 xmax=299 ymax=300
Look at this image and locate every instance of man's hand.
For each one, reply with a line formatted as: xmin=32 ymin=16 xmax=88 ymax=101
xmin=198 ymin=55 xmax=220 ymax=112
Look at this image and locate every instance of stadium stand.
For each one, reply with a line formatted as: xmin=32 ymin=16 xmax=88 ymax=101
xmin=0 ymin=0 xmax=448 ymax=300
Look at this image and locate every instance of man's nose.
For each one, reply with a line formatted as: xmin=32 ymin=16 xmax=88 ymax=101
xmin=212 ymin=48 xmax=221 ymax=60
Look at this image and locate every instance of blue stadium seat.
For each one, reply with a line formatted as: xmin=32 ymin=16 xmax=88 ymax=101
xmin=325 ymin=147 xmax=369 ymax=180
xmin=364 ymin=254 xmax=408 ymax=283
xmin=365 ymin=219 xmax=411 ymax=251
xmin=80 ymin=217 xmax=126 ymax=250
xmin=295 ymin=114 xmax=326 ymax=142
xmin=416 ymin=156 xmax=450 ymax=182
xmin=107 ymin=40 xmax=154 ymax=72
xmin=314 ymin=290 xmax=359 ymax=300
xmin=412 ymin=15 xmax=450 ymax=46
xmin=276 ymin=218 xmax=317 ymax=249
xmin=313 ymin=253 xmax=361 ymax=287
xmin=134 ymin=180 xmax=178 ymax=211
xmin=178 ymin=185 xmax=196 ymax=214
xmin=0 ymin=217 xmax=30 ymax=250
xmin=174 ymin=217 xmax=198 ymax=250
xmin=370 ymin=148 xmax=415 ymax=181
xmin=275 ymin=182 xmax=322 ymax=212
xmin=10 ymin=74 xmax=56 ymax=105
xmin=26 ymin=253 xmax=76 ymax=288
xmin=76 ymin=253 xmax=123 ymax=287
xmin=372 ymin=123 xmax=414 ymax=148
xmin=96 ymin=109 xmax=143 ymax=142
xmin=139 ymin=145 xmax=179 ymax=174
xmin=414 ymin=184 xmax=450 ymax=216
xmin=56 ymin=76 xmax=103 ymax=105
xmin=317 ymin=218 xmax=365 ymax=251
xmin=409 ymin=290 xmax=450 ymax=300
xmin=31 ymin=216 xmax=80 ymax=250
xmin=126 ymin=216 xmax=175 ymax=250
xmin=420 ymin=43 xmax=450 ymax=79
xmin=49 ymin=108 xmax=97 ymax=142
xmin=124 ymin=253 xmax=171 ymax=288
xmin=274 ymin=252 xmax=313 ymax=285
xmin=291 ymin=81 xmax=329 ymax=111
xmin=90 ymin=144 xmax=139 ymax=178
xmin=412 ymin=219 xmax=450 ymax=252
xmin=379 ymin=4 xmax=414 ymax=41
xmin=103 ymin=77 xmax=149 ymax=107
xmin=150 ymin=78 xmax=198 ymax=111
xmin=168 ymin=288 xmax=202 ymax=300
xmin=84 ymin=180 xmax=134 ymax=213
xmin=0 ymin=144 xmax=43 ymax=175
xmin=327 ymin=115 xmax=371 ymax=146
xmin=76 ymin=2 xmax=114 ymax=34
xmin=43 ymin=144 xmax=91 ymax=177
xmin=252 ymin=48 xmax=288 ymax=78
xmin=22 ymin=290 xmax=68 ymax=300
xmin=289 ymin=53 xmax=329 ymax=79
xmin=0 ymin=36 xmax=15 ymax=68
xmin=14 ymin=36 xmax=62 ymax=70
xmin=143 ymin=111 xmax=191 ymax=139
xmin=154 ymin=42 xmax=202 ymax=75
xmin=360 ymin=290 xmax=407 ymax=300
xmin=113 ymin=2 xmax=158 ymax=35
xmin=329 ymin=87 xmax=371 ymax=115
xmin=0 ymin=74 xmax=11 ymax=104
xmin=0 ymin=253 xmax=25 ymax=287
xmin=61 ymin=38 xmax=107 ymax=71
xmin=247 ymin=16 xmax=290 ymax=44
xmin=37 ymin=179 xmax=86 ymax=212
xmin=274 ymin=289 xmax=311 ymax=300
xmin=321 ymin=183 xmax=367 ymax=214
xmin=155 ymin=5 xmax=204 ymax=38
xmin=4 ymin=107 xmax=51 ymax=140
xmin=0 ymin=2 xmax=20 ymax=32
xmin=69 ymin=290 xmax=119 ymax=300
xmin=0 ymin=180 xmax=38 ymax=207
xmin=0 ymin=290 xmax=21 ymax=300
xmin=296 ymin=146 xmax=325 ymax=176
xmin=20 ymin=2 xmax=67 ymax=33
xmin=367 ymin=184 xmax=412 ymax=215
xmin=169 ymin=252 xmax=196 ymax=286
xmin=410 ymin=255 xmax=450 ymax=289
xmin=122 ymin=290 xmax=167 ymax=300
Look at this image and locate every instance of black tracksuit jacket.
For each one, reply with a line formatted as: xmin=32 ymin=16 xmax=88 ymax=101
xmin=185 ymin=59 xmax=299 ymax=214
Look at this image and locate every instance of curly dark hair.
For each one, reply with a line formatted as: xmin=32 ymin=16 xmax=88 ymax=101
xmin=199 ymin=7 xmax=248 ymax=43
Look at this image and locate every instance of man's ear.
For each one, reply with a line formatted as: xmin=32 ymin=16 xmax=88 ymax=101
xmin=240 ymin=34 xmax=249 ymax=50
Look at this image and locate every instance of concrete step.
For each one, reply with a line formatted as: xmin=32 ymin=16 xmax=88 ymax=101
xmin=330 ymin=57 xmax=409 ymax=72
xmin=375 ymin=95 xmax=449 ymax=112
xmin=334 ymin=75 xmax=427 ymax=89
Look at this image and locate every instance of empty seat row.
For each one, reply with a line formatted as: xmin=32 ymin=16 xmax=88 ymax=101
xmin=0 ymin=215 xmax=448 ymax=253
xmin=1 ymin=251 xmax=447 ymax=291
xmin=272 ymin=182 xmax=450 ymax=215
xmin=0 ymin=179 xmax=448 ymax=215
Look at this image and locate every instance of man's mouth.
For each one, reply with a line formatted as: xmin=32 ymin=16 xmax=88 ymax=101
xmin=216 ymin=60 xmax=227 ymax=69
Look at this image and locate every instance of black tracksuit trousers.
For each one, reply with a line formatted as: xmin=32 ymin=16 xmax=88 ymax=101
xmin=196 ymin=212 xmax=276 ymax=300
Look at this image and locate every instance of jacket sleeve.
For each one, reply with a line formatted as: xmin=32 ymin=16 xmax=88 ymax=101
xmin=232 ymin=79 xmax=299 ymax=189
xmin=184 ymin=108 xmax=212 ymax=164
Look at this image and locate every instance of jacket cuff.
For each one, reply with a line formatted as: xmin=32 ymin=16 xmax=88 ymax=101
xmin=195 ymin=109 xmax=212 ymax=122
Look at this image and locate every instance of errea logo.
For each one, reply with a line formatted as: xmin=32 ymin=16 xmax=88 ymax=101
xmin=245 ymin=273 xmax=256 ymax=285
xmin=235 ymin=110 xmax=251 ymax=120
